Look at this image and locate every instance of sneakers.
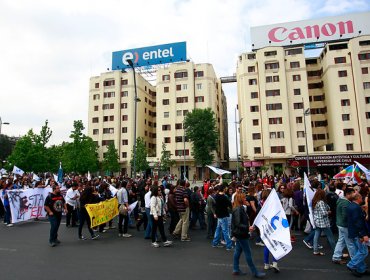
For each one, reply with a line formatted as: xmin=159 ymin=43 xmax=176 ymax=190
xmin=226 ymin=246 xmax=235 ymax=251
xmin=264 ymin=264 xmax=271 ymax=270
xmin=332 ymin=259 xmax=347 ymax=265
xmin=255 ymin=241 xmax=264 ymax=247
xmin=221 ymin=240 xmax=226 ymax=245
xmin=181 ymin=237 xmax=191 ymax=242
xmin=122 ymin=233 xmax=132 ymax=238
xmin=109 ymin=226 xmax=116 ymax=229
xmin=91 ymin=234 xmax=99 ymax=240
xmin=254 ymin=271 xmax=266 ymax=278
xmin=79 ymin=236 xmax=87 ymax=240
xmin=49 ymin=242 xmax=56 ymax=247
xmin=152 ymin=242 xmax=160 ymax=248
xmin=303 ymin=240 xmax=313 ymax=249
xmin=212 ymin=244 xmax=225 ymax=248
xmin=271 ymin=262 xmax=280 ymax=273
xmin=103 ymin=226 xmax=109 ymax=230
xmin=163 ymin=240 xmax=173 ymax=247
xmin=6 ymin=223 xmax=14 ymax=227
xmin=55 ymin=239 xmax=61 ymax=244
xmin=172 ymin=233 xmax=180 ymax=239
xmin=118 ymin=233 xmax=123 ymax=237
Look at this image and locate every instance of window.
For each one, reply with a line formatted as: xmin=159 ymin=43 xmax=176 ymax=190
xmin=103 ymin=92 xmax=115 ymax=98
xmin=122 ymin=127 xmax=127 ymax=133
xmin=93 ymin=94 xmax=100 ymax=100
xmin=175 ymin=136 xmax=183 ymax=143
xmin=176 ymin=97 xmax=188 ymax=103
xmin=285 ymin=48 xmax=302 ymax=55
xmin=162 ymin=74 xmax=170 ymax=81
xmin=94 ymin=106 xmax=98 ymax=111
xmin=340 ymin=85 xmax=348 ymax=92
xmin=343 ymin=129 xmax=354 ymax=136
xmin=308 ymin=82 xmax=323 ymax=89
xmin=366 ymin=97 xmax=370 ymax=104
xmin=121 ymin=103 xmax=127 ymax=109
xmin=338 ymin=70 xmax=347 ymax=77
xmin=265 ymin=62 xmax=279 ymax=69
xmin=341 ymin=99 xmax=350 ymax=106
xmin=95 ymin=83 xmax=99 ymax=89
xmin=271 ymin=146 xmax=285 ymax=153
xmin=264 ymin=51 xmax=277 ymax=56
xmin=102 ymin=103 xmax=114 ymax=110
xmin=297 ymin=131 xmax=305 ymax=138
xmin=366 ymin=112 xmax=370 ymax=119
xmin=358 ymin=53 xmax=370 ymax=60
xmin=249 ymin=79 xmax=257 ymax=85
xmin=102 ymin=140 xmax=113 ymax=146
xmin=176 ymin=84 xmax=181 ymax=91
xmin=360 ymin=40 xmax=370 ymax=46
xmin=254 ymin=147 xmax=261 ymax=154
xmin=122 ymin=115 xmax=128 ymax=121
xmin=122 ymin=139 xmax=128 ymax=145
xmin=266 ymin=103 xmax=282 ymax=110
xmin=292 ymin=75 xmax=301 ymax=81
xmin=164 ymin=137 xmax=171 ymax=143
xmin=182 ymin=84 xmax=188 ymax=90
xmin=252 ymin=133 xmax=261 ymax=140
xmin=334 ymin=57 xmax=346 ymax=64
xmin=290 ymin=61 xmax=300 ymax=68
xmin=195 ymin=96 xmax=204 ymax=102
xmin=164 ymin=86 xmax=169 ymax=93
xmin=121 ymin=79 xmax=128 ymax=85
xmin=174 ymin=71 xmax=188 ymax=79
xmin=183 ymin=110 xmax=189 ymax=116
xmin=104 ymin=80 xmax=115 ymax=86
xmin=93 ymin=129 xmax=99 ymax=135
xmin=250 ymin=106 xmax=259 ymax=112
xmin=298 ymin=145 xmax=305 ymax=152
xmin=266 ymin=89 xmax=280 ymax=97
xmin=103 ymin=128 xmax=114 ymax=134
xmin=293 ymin=103 xmax=303 ymax=109
xmin=342 ymin=114 xmax=350 ymax=121
xmin=364 ymin=82 xmax=370 ymax=89
xmin=175 ymin=150 xmax=189 ymax=156
xmin=346 ymin=144 xmax=354 ymax=151
xmin=122 ymin=152 xmax=127 ymax=158
xmin=296 ymin=117 xmax=302 ymax=123
xmin=269 ymin=117 xmax=282 ymax=124
xmin=362 ymin=67 xmax=369 ymax=74
xmin=248 ymin=53 xmax=256 ymax=59
xmin=313 ymin=95 xmax=325 ymax=101
xmin=162 ymin=125 xmax=171 ymax=131
xmin=175 ymin=123 xmax=182 ymax=129
xmin=251 ymin=92 xmax=258 ymax=99
xmin=253 ymin=119 xmax=259 ymax=126
xmin=92 ymin=117 xmax=99 ymax=123
xmin=164 ymin=112 xmax=169 ymax=118
xmin=121 ymin=91 xmax=128 ymax=97
xmin=294 ymin=89 xmax=301 ymax=96
xmin=194 ymin=71 xmax=204 ymax=77
xmin=196 ymin=83 xmax=202 ymax=90
xmin=176 ymin=110 xmax=182 ymax=116
xmin=368 ymin=127 xmax=370 ymax=134
xmin=248 ymin=66 xmax=255 ymax=72
xmin=162 ymin=99 xmax=170 ymax=105
xmin=270 ymin=132 xmax=284 ymax=139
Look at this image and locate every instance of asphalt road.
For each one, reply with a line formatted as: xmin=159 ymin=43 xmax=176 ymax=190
xmin=0 ymin=217 xmax=367 ymax=280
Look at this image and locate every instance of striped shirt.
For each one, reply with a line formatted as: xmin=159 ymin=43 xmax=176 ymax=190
xmin=175 ymin=187 xmax=188 ymax=213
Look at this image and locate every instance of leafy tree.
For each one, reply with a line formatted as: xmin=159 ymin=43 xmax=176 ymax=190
xmin=184 ymin=108 xmax=219 ymax=167
xmin=0 ymin=135 xmax=16 ymax=166
xmin=160 ymin=142 xmax=175 ymax=175
xmin=130 ymin=137 xmax=149 ymax=175
xmin=102 ymin=142 xmax=120 ymax=175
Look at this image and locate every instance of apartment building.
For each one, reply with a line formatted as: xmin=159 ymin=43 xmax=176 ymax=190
xmin=237 ymin=35 xmax=370 ymax=173
xmin=88 ymin=70 xmax=156 ymax=175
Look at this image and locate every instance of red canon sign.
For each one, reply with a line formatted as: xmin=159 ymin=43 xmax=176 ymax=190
xmin=268 ymin=20 xmax=354 ymax=42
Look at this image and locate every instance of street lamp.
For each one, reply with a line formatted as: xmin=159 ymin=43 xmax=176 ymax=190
xmin=126 ymin=59 xmax=139 ymax=178
xmin=235 ymin=108 xmax=243 ymax=180
xmin=0 ymin=117 xmax=10 ymax=135
xmin=303 ymin=106 xmax=310 ymax=175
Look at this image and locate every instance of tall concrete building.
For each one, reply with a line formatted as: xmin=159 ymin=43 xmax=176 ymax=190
xmin=237 ymin=35 xmax=370 ymax=174
xmin=88 ymin=62 xmax=228 ymax=178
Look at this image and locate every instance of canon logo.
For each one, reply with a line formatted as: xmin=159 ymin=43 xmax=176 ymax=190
xmin=268 ymin=20 xmax=354 ymax=42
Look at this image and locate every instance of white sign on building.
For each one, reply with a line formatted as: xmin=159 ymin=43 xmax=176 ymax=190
xmin=250 ymin=12 xmax=370 ymax=50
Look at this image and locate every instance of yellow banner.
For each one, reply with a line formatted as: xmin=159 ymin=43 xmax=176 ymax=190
xmin=85 ymin=198 xmax=119 ymax=228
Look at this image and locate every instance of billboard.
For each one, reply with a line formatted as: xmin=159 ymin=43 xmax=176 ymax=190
xmin=287 ymin=154 xmax=370 ymax=167
xmin=112 ymin=42 xmax=187 ymax=70
xmin=250 ymin=12 xmax=370 ymax=50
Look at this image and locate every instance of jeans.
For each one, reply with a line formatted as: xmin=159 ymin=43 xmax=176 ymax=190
xmin=347 ymin=237 xmax=369 ymax=273
xmin=78 ymin=208 xmax=94 ymax=238
xmin=168 ymin=209 xmax=179 ymax=234
xmin=190 ymin=210 xmax=206 ymax=229
xmin=313 ymin=227 xmax=336 ymax=253
xmin=48 ymin=214 xmax=62 ymax=244
xmin=174 ymin=208 xmax=190 ymax=239
xmin=212 ymin=217 xmax=232 ymax=249
xmin=233 ymin=238 xmax=257 ymax=275
xmin=332 ymin=226 xmax=356 ymax=260
xmin=4 ymin=205 xmax=11 ymax=224
xmin=264 ymin=246 xmax=276 ymax=264
xmin=144 ymin=207 xmax=153 ymax=238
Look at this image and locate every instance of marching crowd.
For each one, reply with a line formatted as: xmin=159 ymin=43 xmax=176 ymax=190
xmin=1 ymin=171 xmax=370 ymax=278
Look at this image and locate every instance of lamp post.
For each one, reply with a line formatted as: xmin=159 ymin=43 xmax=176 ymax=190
xmin=303 ymin=106 xmax=310 ymax=175
xmin=234 ymin=108 xmax=243 ymax=180
xmin=0 ymin=117 xmax=10 ymax=135
xmin=126 ymin=59 xmax=138 ymax=178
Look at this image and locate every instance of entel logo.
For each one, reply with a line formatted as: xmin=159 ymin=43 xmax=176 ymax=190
xmin=268 ymin=20 xmax=354 ymax=43
xmin=122 ymin=51 xmax=139 ymax=65
xmin=122 ymin=47 xmax=175 ymax=65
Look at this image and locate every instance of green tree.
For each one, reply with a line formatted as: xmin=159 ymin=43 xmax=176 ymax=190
xmin=62 ymin=120 xmax=99 ymax=173
xmin=0 ymin=135 xmax=16 ymax=166
xmin=160 ymin=142 xmax=175 ymax=175
xmin=102 ymin=142 xmax=120 ymax=175
xmin=184 ymin=108 xmax=219 ymax=167
xmin=130 ymin=137 xmax=149 ymax=175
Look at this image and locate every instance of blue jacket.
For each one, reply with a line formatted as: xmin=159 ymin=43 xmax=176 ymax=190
xmin=347 ymin=202 xmax=368 ymax=239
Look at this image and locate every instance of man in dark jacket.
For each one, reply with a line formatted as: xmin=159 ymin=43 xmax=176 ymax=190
xmin=346 ymin=193 xmax=369 ymax=277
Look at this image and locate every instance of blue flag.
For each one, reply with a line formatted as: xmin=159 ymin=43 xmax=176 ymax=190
xmin=57 ymin=162 xmax=63 ymax=183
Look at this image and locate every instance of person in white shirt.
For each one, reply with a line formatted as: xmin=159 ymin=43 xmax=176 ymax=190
xmin=65 ymin=182 xmax=80 ymax=227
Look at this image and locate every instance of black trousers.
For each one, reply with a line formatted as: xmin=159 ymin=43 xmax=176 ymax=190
xmin=66 ymin=204 xmax=78 ymax=226
xmin=118 ymin=213 xmax=129 ymax=234
xmin=151 ymin=215 xmax=167 ymax=243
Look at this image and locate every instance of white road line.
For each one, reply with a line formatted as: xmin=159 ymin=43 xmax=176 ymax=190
xmin=0 ymin=248 xmax=17 ymax=252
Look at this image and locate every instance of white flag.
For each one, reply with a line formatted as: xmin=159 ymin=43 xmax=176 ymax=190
xmin=0 ymin=168 xmax=7 ymax=175
xmin=253 ymin=189 xmax=292 ymax=260
xmin=53 ymin=174 xmax=58 ymax=182
xmin=87 ymin=171 xmax=91 ymax=181
xmin=32 ymin=173 xmax=40 ymax=182
xmin=354 ymin=161 xmax=370 ymax=181
xmin=206 ymin=165 xmax=231 ymax=176
xmin=304 ymin=173 xmax=316 ymax=229
xmin=109 ymin=184 xmax=118 ymax=196
xmin=12 ymin=166 xmax=24 ymax=176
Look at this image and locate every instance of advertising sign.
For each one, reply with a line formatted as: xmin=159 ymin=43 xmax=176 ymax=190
xmin=251 ymin=12 xmax=370 ymax=50
xmin=287 ymin=154 xmax=370 ymax=167
xmin=112 ymin=42 xmax=187 ymax=70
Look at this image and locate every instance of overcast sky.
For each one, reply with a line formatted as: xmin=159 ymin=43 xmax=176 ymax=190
xmin=0 ymin=0 xmax=369 ymax=158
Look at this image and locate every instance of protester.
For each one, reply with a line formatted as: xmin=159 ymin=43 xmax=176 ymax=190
xmin=172 ymin=179 xmax=191 ymax=242
xmin=78 ymin=185 xmax=99 ymax=240
xmin=167 ymin=184 xmax=179 ymax=234
xmin=65 ymin=182 xmax=79 ymax=227
xmin=206 ymin=187 xmax=217 ymax=239
xmin=117 ymin=180 xmax=132 ymax=238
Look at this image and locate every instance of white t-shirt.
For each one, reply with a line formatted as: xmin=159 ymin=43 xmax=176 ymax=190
xmin=65 ymin=188 xmax=79 ymax=208
xmin=144 ymin=191 xmax=152 ymax=208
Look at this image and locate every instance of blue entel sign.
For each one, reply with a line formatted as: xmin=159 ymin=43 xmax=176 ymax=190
xmin=112 ymin=42 xmax=187 ymax=70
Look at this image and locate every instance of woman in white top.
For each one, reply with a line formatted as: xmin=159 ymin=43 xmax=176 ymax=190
xmin=150 ymin=186 xmax=173 ymax=248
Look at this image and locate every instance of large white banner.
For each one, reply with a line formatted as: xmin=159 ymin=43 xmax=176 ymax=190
xmin=253 ymin=189 xmax=292 ymax=260
xmin=304 ymin=173 xmax=316 ymax=229
xmin=6 ymin=187 xmax=52 ymax=223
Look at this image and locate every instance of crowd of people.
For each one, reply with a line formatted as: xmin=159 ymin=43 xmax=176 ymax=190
xmin=1 ymin=170 xmax=370 ymax=278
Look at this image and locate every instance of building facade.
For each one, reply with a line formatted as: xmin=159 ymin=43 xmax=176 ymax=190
xmin=237 ymin=35 xmax=370 ymax=174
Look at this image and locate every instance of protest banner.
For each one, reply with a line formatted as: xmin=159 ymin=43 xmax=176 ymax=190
xmin=85 ymin=198 xmax=119 ymax=228
xmin=6 ymin=187 xmax=52 ymax=223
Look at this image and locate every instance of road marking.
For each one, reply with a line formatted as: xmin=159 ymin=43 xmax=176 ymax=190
xmin=0 ymin=248 xmax=17 ymax=252
xmin=209 ymin=263 xmax=346 ymax=273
